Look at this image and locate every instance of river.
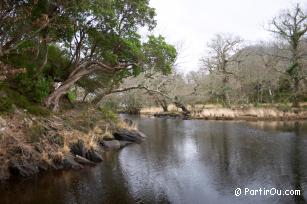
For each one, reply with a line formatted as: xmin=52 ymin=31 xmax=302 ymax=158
xmin=1 ymin=115 xmax=307 ymax=204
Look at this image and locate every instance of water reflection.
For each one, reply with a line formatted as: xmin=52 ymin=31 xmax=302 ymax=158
xmin=0 ymin=117 xmax=306 ymax=204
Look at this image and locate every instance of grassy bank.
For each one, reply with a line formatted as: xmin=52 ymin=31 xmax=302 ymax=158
xmin=140 ymin=104 xmax=307 ymax=120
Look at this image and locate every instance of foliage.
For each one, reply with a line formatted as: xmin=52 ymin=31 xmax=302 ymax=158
xmin=0 ymin=83 xmax=50 ymax=116
xmin=0 ymin=0 xmax=177 ymax=112
xmin=15 ymin=72 xmax=52 ymax=103
xmin=143 ymin=35 xmax=177 ymax=75
xmin=67 ymin=88 xmax=77 ymax=103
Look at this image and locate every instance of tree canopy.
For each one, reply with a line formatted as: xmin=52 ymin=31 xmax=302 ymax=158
xmin=0 ymin=0 xmax=177 ymax=111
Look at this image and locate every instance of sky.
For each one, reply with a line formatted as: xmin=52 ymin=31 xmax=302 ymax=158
xmin=149 ymin=0 xmax=307 ymax=73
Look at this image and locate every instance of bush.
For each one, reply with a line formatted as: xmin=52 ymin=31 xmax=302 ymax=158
xmin=15 ymin=71 xmax=52 ymax=103
xmin=0 ymin=83 xmax=50 ymax=116
xmin=67 ymin=89 xmax=77 ymax=103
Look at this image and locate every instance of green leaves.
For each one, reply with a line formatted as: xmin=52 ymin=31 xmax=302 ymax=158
xmin=15 ymin=72 xmax=52 ymax=103
xmin=143 ymin=35 xmax=177 ymax=75
xmin=1 ymin=0 xmax=176 ymax=107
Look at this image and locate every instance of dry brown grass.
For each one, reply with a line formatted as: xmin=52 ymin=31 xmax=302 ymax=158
xmin=117 ymin=120 xmax=137 ymax=130
xmin=139 ymin=104 xmax=307 ymax=120
xmin=0 ymin=105 xmax=123 ymax=179
xmin=193 ymin=107 xmax=305 ymax=118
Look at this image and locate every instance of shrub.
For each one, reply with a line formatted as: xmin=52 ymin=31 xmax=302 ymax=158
xmin=0 ymin=83 xmax=50 ymax=116
xmin=15 ymin=71 xmax=52 ymax=103
xmin=67 ymin=89 xmax=77 ymax=103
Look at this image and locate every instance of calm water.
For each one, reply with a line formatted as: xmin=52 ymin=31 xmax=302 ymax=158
xmin=1 ymin=115 xmax=307 ymax=204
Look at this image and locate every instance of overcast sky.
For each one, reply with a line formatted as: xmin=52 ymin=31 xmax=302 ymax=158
xmin=149 ymin=0 xmax=307 ymax=73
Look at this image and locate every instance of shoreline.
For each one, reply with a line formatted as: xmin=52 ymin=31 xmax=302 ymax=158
xmin=0 ymin=108 xmax=145 ymax=181
xmin=133 ymin=106 xmax=307 ymax=121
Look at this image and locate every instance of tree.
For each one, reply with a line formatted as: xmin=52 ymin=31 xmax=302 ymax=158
xmin=90 ymin=35 xmax=177 ymax=106
xmin=269 ymin=4 xmax=307 ymax=107
xmin=201 ymin=34 xmax=243 ymax=107
xmin=44 ymin=0 xmax=176 ymax=111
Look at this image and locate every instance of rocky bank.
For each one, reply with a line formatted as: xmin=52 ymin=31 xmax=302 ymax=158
xmin=0 ymin=107 xmax=145 ymax=180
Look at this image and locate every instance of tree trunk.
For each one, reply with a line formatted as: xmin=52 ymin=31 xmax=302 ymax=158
xmin=92 ymin=91 xmax=111 ymax=107
xmin=174 ymin=97 xmax=190 ymax=116
xmin=291 ymin=46 xmax=301 ymax=108
xmin=45 ymin=69 xmax=90 ymax=111
xmin=292 ymin=78 xmax=300 ymax=108
xmin=82 ymin=91 xmax=89 ymax=102
xmin=158 ymin=98 xmax=168 ymax=112
xmin=222 ymin=75 xmax=230 ymax=107
xmin=37 ymin=41 xmax=48 ymax=74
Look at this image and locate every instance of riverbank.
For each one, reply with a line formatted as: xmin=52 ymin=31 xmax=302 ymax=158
xmin=140 ymin=104 xmax=307 ymax=120
xmin=0 ymin=106 xmax=145 ymax=180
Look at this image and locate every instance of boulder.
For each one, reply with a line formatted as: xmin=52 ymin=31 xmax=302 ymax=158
xmin=119 ymin=141 xmax=133 ymax=148
xmin=9 ymin=160 xmax=39 ymax=177
xmin=85 ymin=148 xmax=103 ymax=163
xmin=37 ymin=160 xmax=49 ymax=171
xmin=101 ymin=140 xmax=121 ymax=150
xmin=74 ymin=155 xmax=96 ymax=167
xmin=70 ymin=139 xmax=86 ymax=157
xmin=63 ymin=154 xmax=83 ymax=169
xmin=113 ymin=129 xmax=146 ymax=143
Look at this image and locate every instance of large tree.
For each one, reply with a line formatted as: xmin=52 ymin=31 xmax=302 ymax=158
xmin=42 ymin=0 xmax=176 ymax=111
xmin=201 ymin=34 xmax=243 ymax=107
xmin=269 ymin=4 xmax=307 ymax=107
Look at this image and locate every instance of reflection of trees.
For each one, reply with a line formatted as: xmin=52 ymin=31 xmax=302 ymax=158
xmin=244 ymin=120 xmax=307 ymax=202
xmin=292 ymin=122 xmax=305 ymax=203
xmin=246 ymin=121 xmax=307 ymax=133
xmin=200 ymin=121 xmax=307 ymax=202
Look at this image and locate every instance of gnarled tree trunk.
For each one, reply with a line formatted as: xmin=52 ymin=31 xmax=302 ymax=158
xmin=158 ymin=98 xmax=168 ymax=112
xmin=174 ymin=96 xmax=190 ymax=116
xmin=45 ymin=68 xmax=90 ymax=111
